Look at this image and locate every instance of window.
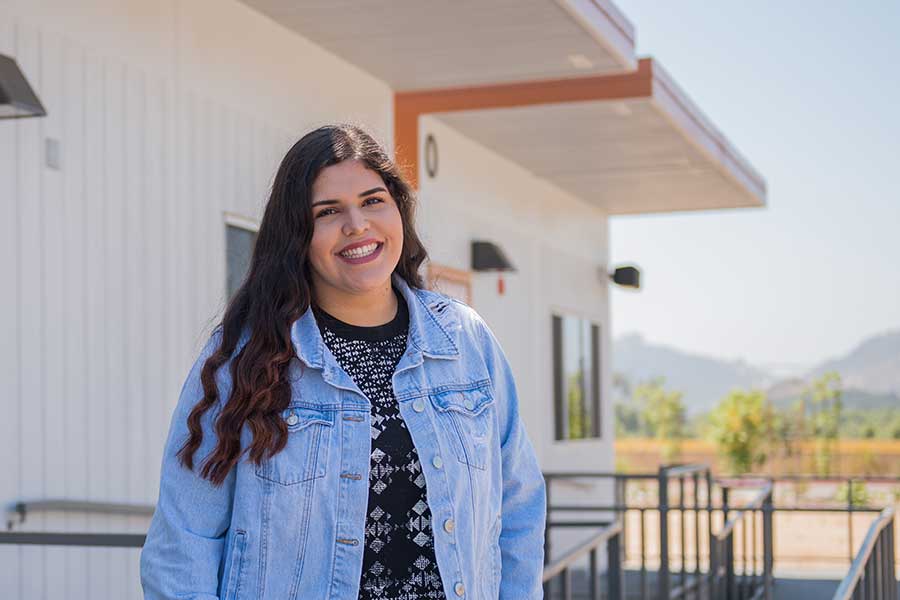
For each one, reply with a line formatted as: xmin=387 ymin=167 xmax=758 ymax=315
xmin=226 ymin=221 xmax=258 ymax=300
xmin=552 ymin=314 xmax=601 ymax=440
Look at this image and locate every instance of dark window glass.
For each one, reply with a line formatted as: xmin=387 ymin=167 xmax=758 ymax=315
xmin=552 ymin=314 xmax=602 ymax=440
xmin=226 ymin=224 xmax=257 ymax=300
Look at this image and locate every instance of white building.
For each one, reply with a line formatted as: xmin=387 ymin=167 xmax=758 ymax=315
xmin=0 ymin=0 xmax=766 ymax=596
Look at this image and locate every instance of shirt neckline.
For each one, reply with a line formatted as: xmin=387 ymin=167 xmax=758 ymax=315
xmin=312 ymin=286 xmax=409 ymax=342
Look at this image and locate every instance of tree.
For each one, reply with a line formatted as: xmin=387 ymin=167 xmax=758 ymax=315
xmin=803 ymin=371 xmax=843 ymax=475
xmin=636 ymin=378 xmax=687 ymax=462
xmin=708 ymin=388 xmax=774 ymax=475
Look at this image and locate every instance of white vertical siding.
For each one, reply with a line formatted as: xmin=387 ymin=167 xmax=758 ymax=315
xmin=1 ymin=0 xmax=392 ymax=594
xmin=0 ymin=11 xmax=23 ymax=600
xmin=15 ymin=20 xmax=47 ymax=598
xmin=417 ymin=115 xmax=615 ymax=560
xmin=418 ymin=115 xmax=613 ymax=469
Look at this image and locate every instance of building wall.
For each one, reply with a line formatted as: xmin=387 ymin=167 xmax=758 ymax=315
xmin=416 ymin=116 xmax=616 ymax=540
xmin=0 ymin=1 xmax=615 ymax=596
xmin=0 ymin=1 xmax=392 ymax=596
xmin=417 ymin=116 xmax=614 ymax=469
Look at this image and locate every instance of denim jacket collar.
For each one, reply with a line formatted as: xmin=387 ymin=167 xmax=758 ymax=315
xmin=291 ymin=273 xmax=460 ymax=376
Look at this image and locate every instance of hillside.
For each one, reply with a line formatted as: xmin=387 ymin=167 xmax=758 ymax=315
xmin=612 ymin=329 xmax=900 ymax=414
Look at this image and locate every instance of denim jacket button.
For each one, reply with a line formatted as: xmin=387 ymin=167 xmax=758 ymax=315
xmin=454 ymin=581 xmax=465 ymax=597
xmin=285 ymin=412 xmax=299 ymax=426
xmin=432 ymin=455 xmax=443 ymax=469
xmin=412 ymin=398 xmax=426 ymax=413
xmin=464 ymin=398 xmax=475 ymax=411
xmin=443 ymin=518 xmax=455 ymax=533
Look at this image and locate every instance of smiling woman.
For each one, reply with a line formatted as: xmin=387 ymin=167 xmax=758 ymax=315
xmin=308 ymin=159 xmax=406 ymax=327
xmin=140 ymin=123 xmax=547 ymax=600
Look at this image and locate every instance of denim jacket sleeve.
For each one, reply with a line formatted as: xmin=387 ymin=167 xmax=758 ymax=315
xmin=477 ymin=319 xmax=546 ymax=599
xmin=140 ymin=332 xmax=236 ymax=600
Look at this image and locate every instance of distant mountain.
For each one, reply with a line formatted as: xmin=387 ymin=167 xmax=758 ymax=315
xmin=611 ymin=333 xmax=774 ymax=414
xmin=612 ymin=329 xmax=900 ymax=414
xmin=804 ymin=330 xmax=900 ymax=396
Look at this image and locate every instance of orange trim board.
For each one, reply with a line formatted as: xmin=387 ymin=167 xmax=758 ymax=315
xmin=394 ymin=59 xmax=654 ymax=189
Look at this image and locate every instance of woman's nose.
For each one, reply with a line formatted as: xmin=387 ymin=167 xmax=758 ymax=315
xmin=341 ymin=209 xmax=369 ymax=236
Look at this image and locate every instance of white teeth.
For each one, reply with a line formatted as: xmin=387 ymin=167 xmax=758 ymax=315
xmin=340 ymin=242 xmax=379 ymax=258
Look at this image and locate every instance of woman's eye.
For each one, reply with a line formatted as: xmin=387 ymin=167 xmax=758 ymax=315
xmin=315 ymin=207 xmax=338 ymax=218
xmin=363 ymin=196 xmax=384 ymax=206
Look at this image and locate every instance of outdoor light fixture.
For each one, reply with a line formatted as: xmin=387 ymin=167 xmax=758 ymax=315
xmin=0 ymin=54 xmax=46 ymax=119
xmin=609 ymin=265 xmax=641 ymax=289
xmin=471 ymin=240 xmax=515 ymax=272
xmin=471 ymin=240 xmax=515 ymax=295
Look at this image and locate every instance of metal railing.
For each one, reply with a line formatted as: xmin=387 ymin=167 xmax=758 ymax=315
xmin=657 ymin=464 xmax=714 ymax=600
xmin=4 ymin=498 xmax=154 ymax=527
xmin=1 ymin=498 xmax=151 ymax=547
xmin=542 ymin=519 xmax=624 ymax=600
xmin=709 ymin=481 xmax=774 ymax=600
xmin=726 ymin=473 xmax=900 ymax=566
xmin=832 ymin=507 xmax=896 ymax=600
xmin=544 ymin=465 xmax=719 ymax=600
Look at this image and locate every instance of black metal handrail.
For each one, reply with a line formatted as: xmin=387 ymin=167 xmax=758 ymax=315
xmin=544 ymin=465 xmax=718 ymax=600
xmin=0 ymin=530 xmax=145 ymax=547
xmin=720 ymin=473 xmax=900 ymax=564
xmin=657 ymin=464 xmax=714 ymax=599
xmin=5 ymin=498 xmax=155 ymax=529
xmin=542 ymin=519 xmax=624 ymax=600
xmin=709 ymin=481 xmax=774 ymax=600
xmin=832 ymin=507 xmax=896 ymax=600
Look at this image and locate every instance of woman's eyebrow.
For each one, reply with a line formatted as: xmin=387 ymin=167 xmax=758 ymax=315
xmin=312 ymin=187 xmax=387 ymax=207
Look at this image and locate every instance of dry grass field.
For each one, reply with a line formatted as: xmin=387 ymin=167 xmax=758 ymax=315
xmin=615 ymin=438 xmax=900 ymax=477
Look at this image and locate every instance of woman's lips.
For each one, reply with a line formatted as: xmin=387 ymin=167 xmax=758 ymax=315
xmin=337 ymin=242 xmax=384 ymax=265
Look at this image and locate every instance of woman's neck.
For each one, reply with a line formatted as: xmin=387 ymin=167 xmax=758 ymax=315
xmin=312 ymin=281 xmax=398 ymax=327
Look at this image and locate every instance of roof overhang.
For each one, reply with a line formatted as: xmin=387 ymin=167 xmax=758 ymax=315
xmin=239 ymin=0 xmax=637 ymax=89
xmin=397 ymin=58 xmax=766 ymax=214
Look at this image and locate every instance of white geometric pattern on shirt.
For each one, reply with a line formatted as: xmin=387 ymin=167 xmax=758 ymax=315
xmin=319 ymin=325 xmax=446 ymax=600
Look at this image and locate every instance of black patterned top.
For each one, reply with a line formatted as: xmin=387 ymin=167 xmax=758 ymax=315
xmin=313 ymin=290 xmax=446 ymax=600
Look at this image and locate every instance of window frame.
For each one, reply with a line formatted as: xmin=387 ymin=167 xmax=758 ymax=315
xmin=224 ymin=211 xmax=260 ymax=301
xmin=551 ymin=312 xmax=602 ymax=441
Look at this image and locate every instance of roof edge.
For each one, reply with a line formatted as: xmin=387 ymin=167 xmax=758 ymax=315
xmin=555 ymin=0 xmax=637 ymax=71
xmin=647 ymin=57 xmax=767 ymax=206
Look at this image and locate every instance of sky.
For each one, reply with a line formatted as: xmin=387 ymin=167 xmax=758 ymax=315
xmin=607 ymin=1 xmax=900 ymax=372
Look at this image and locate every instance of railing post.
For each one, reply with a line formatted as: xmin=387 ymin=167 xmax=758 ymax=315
xmin=762 ymin=488 xmax=774 ymax=600
xmin=847 ymin=478 xmax=854 ymax=567
xmin=658 ymin=466 xmax=670 ymax=600
xmin=726 ymin=530 xmax=735 ymax=600
xmin=693 ymin=472 xmax=701 ymax=589
xmin=706 ymin=469 xmax=715 ymax=599
xmin=720 ymin=485 xmax=733 ymax=600
xmin=679 ymin=475 xmax=687 ymax=595
xmin=608 ymin=529 xmax=624 ymax=600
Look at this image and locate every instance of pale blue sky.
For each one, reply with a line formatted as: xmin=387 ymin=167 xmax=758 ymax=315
xmin=609 ymin=1 xmax=900 ymax=371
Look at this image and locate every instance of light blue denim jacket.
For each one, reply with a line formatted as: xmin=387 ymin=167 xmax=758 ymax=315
xmin=140 ymin=274 xmax=546 ymax=599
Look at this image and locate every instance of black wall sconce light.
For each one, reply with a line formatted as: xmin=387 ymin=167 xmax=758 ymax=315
xmin=472 ymin=240 xmax=516 ymax=295
xmin=608 ymin=265 xmax=641 ymax=289
xmin=0 ymin=54 xmax=47 ymax=119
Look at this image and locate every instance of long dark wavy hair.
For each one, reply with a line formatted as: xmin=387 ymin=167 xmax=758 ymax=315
xmin=177 ymin=124 xmax=428 ymax=486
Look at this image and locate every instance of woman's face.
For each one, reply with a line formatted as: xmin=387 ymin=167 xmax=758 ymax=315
xmin=308 ymin=159 xmax=404 ymax=302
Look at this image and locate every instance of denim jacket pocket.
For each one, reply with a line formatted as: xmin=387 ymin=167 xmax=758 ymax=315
xmin=222 ymin=528 xmax=247 ymax=600
xmin=254 ymin=405 xmax=333 ymax=485
xmin=429 ymin=385 xmax=495 ymax=470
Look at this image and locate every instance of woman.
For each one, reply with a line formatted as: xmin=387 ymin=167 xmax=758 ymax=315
xmin=140 ymin=124 xmax=546 ymax=599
